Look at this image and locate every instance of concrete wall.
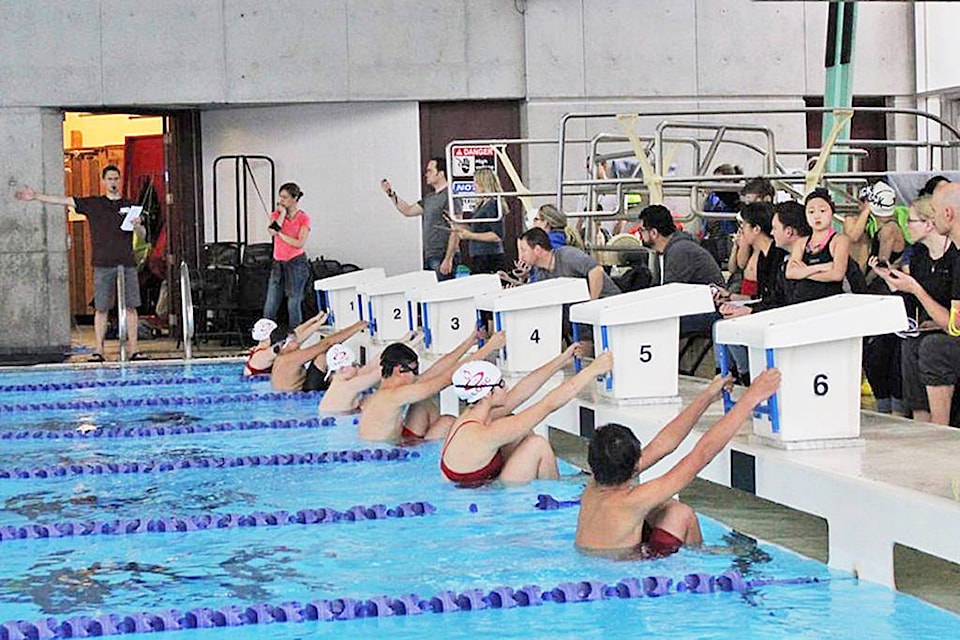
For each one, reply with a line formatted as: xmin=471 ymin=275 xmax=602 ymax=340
xmin=0 ymin=0 xmax=525 ymax=108
xmin=0 ymin=109 xmax=72 ymax=358
xmin=0 ymin=0 xmax=927 ymax=358
xmin=200 ymin=102 xmax=423 ymax=276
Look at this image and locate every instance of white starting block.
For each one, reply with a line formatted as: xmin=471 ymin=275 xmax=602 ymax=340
xmin=407 ymin=274 xmax=503 ymax=356
xmin=476 ymin=278 xmax=590 ymax=375
xmin=358 ymin=271 xmax=437 ymax=344
xmin=714 ymin=294 xmax=908 ymax=449
xmin=314 ymin=269 xmax=385 ymax=330
xmin=569 ymin=283 xmax=715 ymax=403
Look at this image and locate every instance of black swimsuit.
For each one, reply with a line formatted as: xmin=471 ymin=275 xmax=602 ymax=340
xmin=793 ymin=231 xmax=844 ymax=303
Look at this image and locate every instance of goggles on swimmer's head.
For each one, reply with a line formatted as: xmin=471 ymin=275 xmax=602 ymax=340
xmin=455 ymin=379 xmax=506 ymax=391
xmin=397 ymin=361 xmax=420 ymax=375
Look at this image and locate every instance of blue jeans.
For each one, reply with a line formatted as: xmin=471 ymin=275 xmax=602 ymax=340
xmin=425 ymin=254 xmax=458 ymax=281
xmin=263 ymin=254 xmax=311 ymax=328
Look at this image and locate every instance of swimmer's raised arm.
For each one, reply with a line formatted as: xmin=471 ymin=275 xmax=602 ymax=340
xmin=626 ymin=369 xmax=780 ymax=511
xmin=419 ymin=330 xmax=479 ymax=381
xmin=492 ymin=342 xmax=581 ymax=420
xmin=639 ymin=374 xmax=733 ymax=473
xmin=486 ymin=352 xmax=612 ymax=445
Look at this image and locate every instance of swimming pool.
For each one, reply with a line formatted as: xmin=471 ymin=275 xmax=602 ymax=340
xmin=1 ymin=361 xmax=958 ymax=639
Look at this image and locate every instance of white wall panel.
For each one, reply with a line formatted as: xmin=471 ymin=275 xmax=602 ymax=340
xmin=201 ymin=102 xmax=422 ymax=276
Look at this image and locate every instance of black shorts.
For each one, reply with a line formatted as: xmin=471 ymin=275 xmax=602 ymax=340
xmin=303 ymin=361 xmax=331 ymax=392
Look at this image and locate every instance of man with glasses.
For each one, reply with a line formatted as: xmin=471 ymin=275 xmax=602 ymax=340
xmin=358 ymin=330 xmax=506 ymax=441
xmin=381 ymin=157 xmax=459 ymax=280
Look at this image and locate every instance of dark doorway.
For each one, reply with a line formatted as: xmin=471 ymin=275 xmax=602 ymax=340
xmin=419 ymin=101 xmax=522 ymax=266
xmin=804 ymin=96 xmax=888 ymax=174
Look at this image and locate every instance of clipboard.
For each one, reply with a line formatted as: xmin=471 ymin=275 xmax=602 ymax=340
xmin=119 ymin=206 xmax=143 ymax=232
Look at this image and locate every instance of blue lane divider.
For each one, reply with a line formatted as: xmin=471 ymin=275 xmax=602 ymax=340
xmin=0 ymin=416 xmax=355 ymax=441
xmin=0 ymin=447 xmax=418 ymax=481
xmin=0 ymin=570 xmax=822 ymax=639
xmin=0 ymin=500 xmax=436 ymax=545
xmin=535 ymin=494 xmax=580 ymax=510
xmin=0 ymin=390 xmax=323 ymax=414
xmin=0 ymin=376 xmax=220 ymax=394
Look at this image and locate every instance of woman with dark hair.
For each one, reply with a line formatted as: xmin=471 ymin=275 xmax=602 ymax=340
xmin=263 ymin=182 xmax=312 ymax=328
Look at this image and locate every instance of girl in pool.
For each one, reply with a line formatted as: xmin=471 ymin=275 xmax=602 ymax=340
xmin=440 ymin=347 xmax=613 ymax=486
xmin=785 ymin=188 xmax=851 ymax=303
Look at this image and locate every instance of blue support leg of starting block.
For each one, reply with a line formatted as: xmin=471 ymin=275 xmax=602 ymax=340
xmin=421 ymin=303 xmax=432 ymax=349
xmin=600 ymin=325 xmax=612 ymax=391
xmin=571 ymin=323 xmax=582 ymax=373
xmin=716 ymin=343 xmax=734 ymax=414
xmin=407 ymin=301 xmax=414 ymax=331
xmin=765 ymin=348 xmax=780 ymax=433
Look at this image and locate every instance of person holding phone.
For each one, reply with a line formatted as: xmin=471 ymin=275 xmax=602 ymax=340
xmin=263 ymin=182 xmax=312 ymax=328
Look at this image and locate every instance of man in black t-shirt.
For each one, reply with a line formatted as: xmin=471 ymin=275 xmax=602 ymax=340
xmin=16 ymin=165 xmax=144 ymax=362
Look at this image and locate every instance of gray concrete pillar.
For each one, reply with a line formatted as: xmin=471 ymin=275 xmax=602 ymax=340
xmin=0 ymin=107 xmax=71 ymax=362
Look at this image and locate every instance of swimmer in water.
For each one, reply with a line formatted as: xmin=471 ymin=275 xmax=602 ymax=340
xmin=575 ymin=369 xmax=780 ymax=559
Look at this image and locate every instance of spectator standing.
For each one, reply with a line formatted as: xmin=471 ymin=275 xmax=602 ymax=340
xmin=263 ymin=182 xmax=311 ymax=329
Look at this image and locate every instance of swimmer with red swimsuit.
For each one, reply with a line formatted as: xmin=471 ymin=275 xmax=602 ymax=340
xmin=441 ymin=346 xmax=613 ymax=486
xmin=575 ymin=370 xmax=781 ymax=558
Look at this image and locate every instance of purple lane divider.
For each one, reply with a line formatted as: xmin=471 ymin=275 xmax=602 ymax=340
xmin=0 ymin=500 xmax=436 ymax=546
xmin=1 ymin=417 xmax=332 ymax=442
xmin=0 ymin=390 xmax=322 ymax=414
xmin=0 ymin=571 xmax=824 ymax=639
xmin=534 ymin=494 xmax=580 ymax=510
xmin=0 ymin=376 xmax=220 ymax=394
xmin=0 ymin=447 xmax=419 ymax=482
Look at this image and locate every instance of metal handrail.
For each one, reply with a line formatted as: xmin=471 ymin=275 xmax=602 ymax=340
xmin=116 ymin=267 xmax=127 ymax=363
xmin=179 ymin=260 xmax=194 ymax=360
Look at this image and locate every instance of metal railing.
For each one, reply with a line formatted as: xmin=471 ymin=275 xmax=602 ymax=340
xmin=116 ymin=267 xmax=127 ymax=363
xmin=179 ymin=260 xmax=195 ymax=360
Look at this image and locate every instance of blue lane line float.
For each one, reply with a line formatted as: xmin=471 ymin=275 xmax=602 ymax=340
xmin=0 ymin=376 xmax=220 ymax=394
xmin=0 ymin=570 xmax=822 ymax=639
xmin=0 ymin=447 xmax=419 ymax=482
xmin=0 ymin=501 xmax=436 ymax=545
xmin=0 ymin=390 xmax=323 ymax=414
xmin=534 ymin=494 xmax=580 ymax=510
xmin=1 ymin=417 xmax=337 ymax=441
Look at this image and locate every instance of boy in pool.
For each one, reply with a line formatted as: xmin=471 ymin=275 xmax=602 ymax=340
xmin=318 ymin=331 xmax=423 ymax=414
xmin=575 ymin=369 xmax=781 ymax=558
xmin=357 ymin=330 xmax=505 ymax=442
xmin=270 ymin=320 xmax=367 ymax=392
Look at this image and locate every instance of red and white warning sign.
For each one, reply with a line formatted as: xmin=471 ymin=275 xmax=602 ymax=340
xmin=451 ymin=145 xmax=495 ymax=178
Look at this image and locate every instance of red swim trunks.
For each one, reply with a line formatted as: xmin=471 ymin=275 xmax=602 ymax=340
xmin=640 ymin=521 xmax=684 ymax=558
xmin=440 ymin=450 xmax=505 ymax=487
xmin=400 ymin=425 xmax=424 ymax=440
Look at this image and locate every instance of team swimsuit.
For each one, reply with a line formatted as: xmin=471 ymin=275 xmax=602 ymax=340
xmin=439 ymin=419 xmax=506 ymax=486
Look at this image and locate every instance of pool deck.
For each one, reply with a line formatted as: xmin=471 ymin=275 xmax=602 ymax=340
xmin=555 ymin=376 xmax=960 ymax=593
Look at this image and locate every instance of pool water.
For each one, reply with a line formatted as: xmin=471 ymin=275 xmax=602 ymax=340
xmin=0 ymin=361 xmax=958 ymax=639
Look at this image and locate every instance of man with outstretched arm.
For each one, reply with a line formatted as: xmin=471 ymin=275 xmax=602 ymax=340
xmin=16 ymin=165 xmax=145 ymax=362
xmin=358 ymin=330 xmax=506 ymax=442
xmin=575 ymin=369 xmax=781 ymax=558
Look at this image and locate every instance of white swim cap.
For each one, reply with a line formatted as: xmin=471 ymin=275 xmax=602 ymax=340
xmin=869 ymin=181 xmax=897 ymax=218
xmin=325 ymin=344 xmax=357 ymax=379
xmin=252 ymin=318 xmax=278 ymax=342
xmin=452 ymin=361 xmax=503 ymax=404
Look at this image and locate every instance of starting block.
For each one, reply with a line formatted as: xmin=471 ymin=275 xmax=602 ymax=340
xmin=358 ymin=270 xmax=437 ymax=344
xmin=314 ymin=268 xmax=385 ymax=330
xmin=569 ymin=283 xmax=715 ymax=403
xmin=476 ymin=278 xmax=590 ymax=374
xmin=407 ymin=274 xmax=502 ymax=356
xmin=714 ymin=294 xmax=908 ymax=448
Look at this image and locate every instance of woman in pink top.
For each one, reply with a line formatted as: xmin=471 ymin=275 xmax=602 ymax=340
xmin=263 ymin=182 xmax=312 ymax=327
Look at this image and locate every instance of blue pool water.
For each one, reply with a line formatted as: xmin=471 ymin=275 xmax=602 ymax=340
xmin=1 ymin=361 xmax=959 ymax=638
